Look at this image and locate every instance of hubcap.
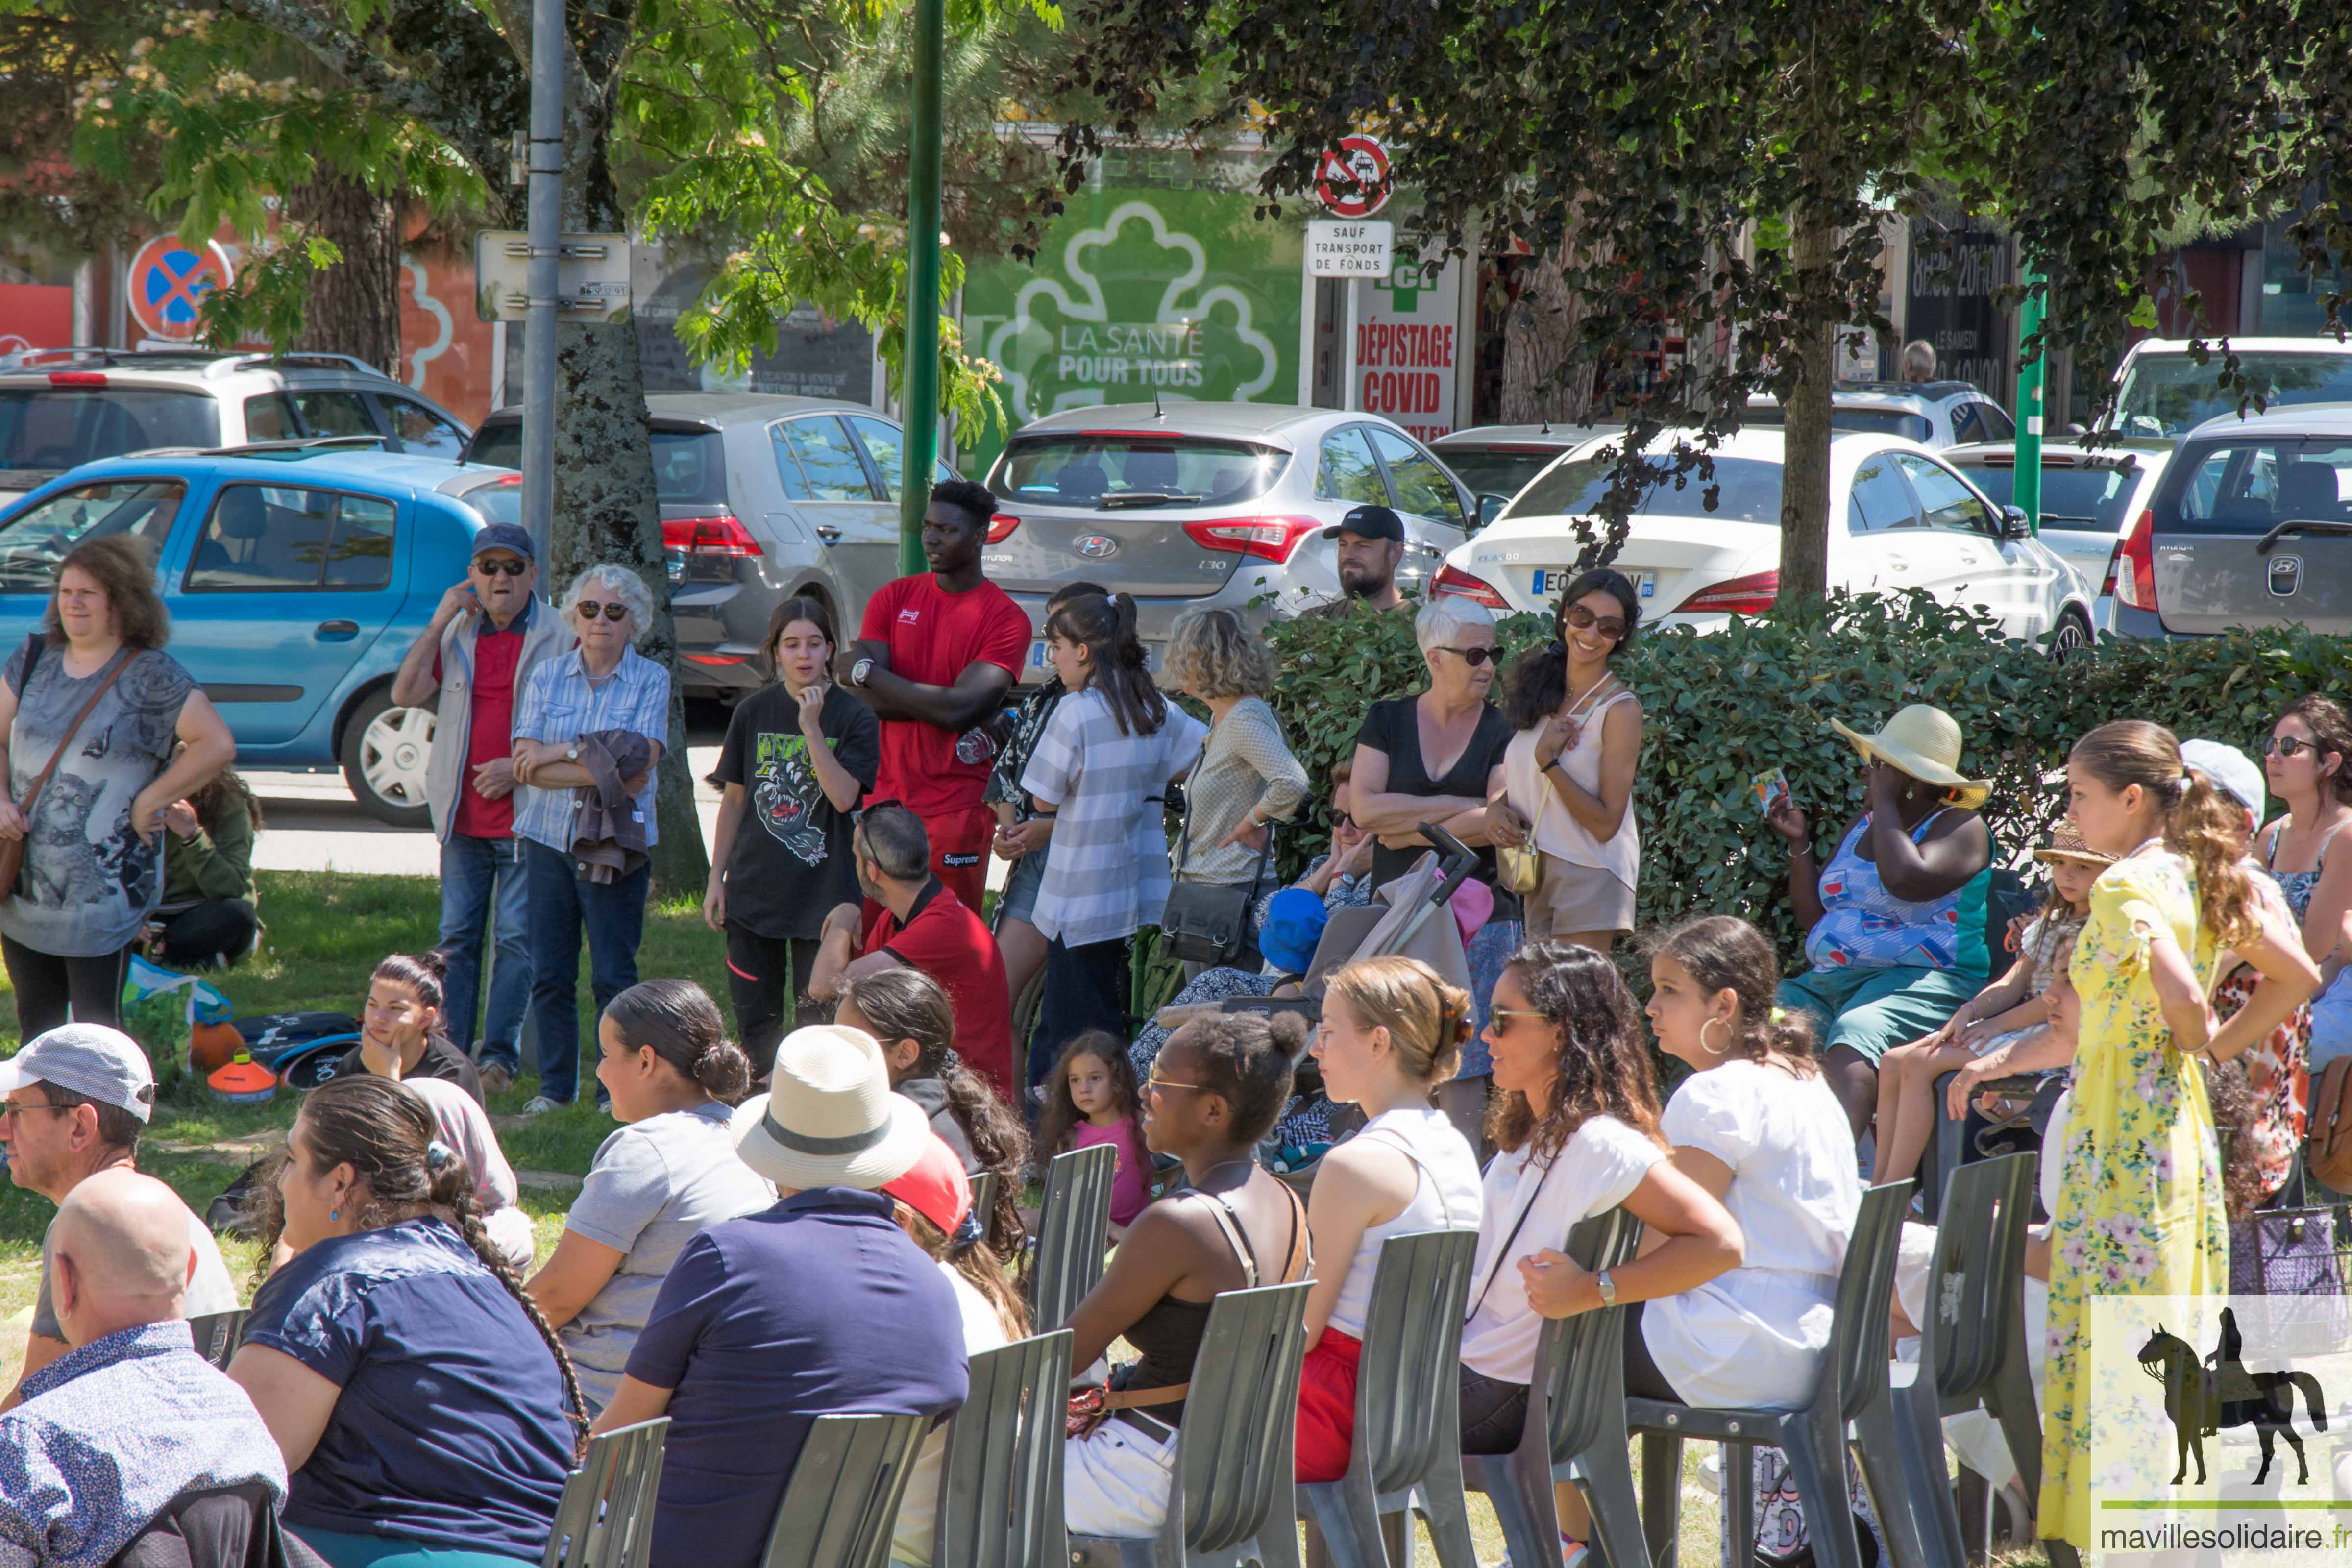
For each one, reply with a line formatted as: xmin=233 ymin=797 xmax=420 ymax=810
xmin=361 ymin=705 xmax=436 ymax=807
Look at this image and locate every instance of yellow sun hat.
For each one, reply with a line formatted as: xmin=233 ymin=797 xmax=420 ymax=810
xmin=1827 ymin=704 xmax=1992 ymax=811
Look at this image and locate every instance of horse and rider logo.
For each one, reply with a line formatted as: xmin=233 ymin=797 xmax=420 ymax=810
xmin=2136 ymin=1308 xmax=2331 ymax=1486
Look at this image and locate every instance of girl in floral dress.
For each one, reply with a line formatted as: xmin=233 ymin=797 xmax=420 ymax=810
xmin=2039 ymin=722 xmax=2318 ymax=1550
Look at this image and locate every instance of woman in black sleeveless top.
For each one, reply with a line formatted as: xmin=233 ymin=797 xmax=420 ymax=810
xmin=1059 ymin=1013 xmax=1306 ymax=1535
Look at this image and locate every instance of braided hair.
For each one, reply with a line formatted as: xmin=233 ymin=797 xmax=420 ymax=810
xmin=248 ymin=1076 xmax=589 ymax=1455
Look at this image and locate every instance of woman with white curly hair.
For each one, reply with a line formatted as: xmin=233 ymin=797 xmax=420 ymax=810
xmin=510 ymin=564 xmax=672 ymax=1114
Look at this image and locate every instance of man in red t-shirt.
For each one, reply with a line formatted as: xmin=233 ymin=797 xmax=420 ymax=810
xmin=808 ymin=805 xmax=1015 ymax=1100
xmin=846 ymin=479 xmax=1031 ymax=916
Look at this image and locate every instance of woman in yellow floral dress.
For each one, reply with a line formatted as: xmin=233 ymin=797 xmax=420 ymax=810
xmin=2038 ymin=721 xmax=2317 ymax=1549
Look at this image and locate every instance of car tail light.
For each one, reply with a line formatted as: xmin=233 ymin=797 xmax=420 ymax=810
xmin=988 ymin=512 xmax=1021 ymax=544
xmin=684 ymin=653 xmax=749 ymax=666
xmin=1677 ymin=570 xmax=1780 ymax=615
xmin=47 ymin=371 xmax=105 ymax=387
xmin=2100 ymin=546 xmax=2120 ymax=599
xmin=1182 ymin=515 xmax=1322 ymax=564
xmin=661 ymin=514 xmax=762 ymax=557
xmin=1432 ymin=564 xmax=1510 ymax=609
xmin=2114 ymin=508 xmax=2157 ymax=612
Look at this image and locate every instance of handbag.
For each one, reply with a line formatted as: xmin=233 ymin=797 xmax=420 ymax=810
xmin=1498 ymin=677 xmax=1620 ymax=895
xmin=2226 ymin=1165 xmax=2348 ymax=1357
xmin=2308 ymin=1055 xmax=2352 ymax=1194
xmin=1161 ymin=791 xmax=1277 ymax=967
xmin=0 ymin=637 xmax=132 ymax=897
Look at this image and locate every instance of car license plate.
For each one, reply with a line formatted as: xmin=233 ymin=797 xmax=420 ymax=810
xmin=1030 ymin=640 xmax=1155 ymax=671
xmin=1533 ymin=568 xmax=1654 ymax=599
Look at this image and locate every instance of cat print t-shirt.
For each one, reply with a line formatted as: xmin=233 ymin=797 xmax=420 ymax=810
xmin=0 ymin=640 xmax=196 ymax=957
xmin=712 ymin=683 xmax=881 ymax=940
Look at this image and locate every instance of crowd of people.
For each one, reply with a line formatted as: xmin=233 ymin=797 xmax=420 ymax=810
xmin=0 ymin=476 xmax=2348 ymax=1568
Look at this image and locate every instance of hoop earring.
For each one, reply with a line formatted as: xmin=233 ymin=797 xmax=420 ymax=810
xmin=1698 ymin=1018 xmax=1733 ymax=1056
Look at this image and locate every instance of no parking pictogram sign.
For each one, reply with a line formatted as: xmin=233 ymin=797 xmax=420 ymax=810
xmin=126 ymin=237 xmax=236 ymax=342
xmin=1316 ymin=135 xmax=1392 ymax=220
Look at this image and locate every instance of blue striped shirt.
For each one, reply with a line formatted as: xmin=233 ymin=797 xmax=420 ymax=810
xmin=511 ymin=645 xmax=671 ymax=852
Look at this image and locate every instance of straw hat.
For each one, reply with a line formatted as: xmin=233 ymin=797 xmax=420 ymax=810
xmin=731 ymin=1025 xmax=931 ymax=1192
xmin=2033 ymin=820 xmax=2115 ymax=868
xmin=1827 ymin=705 xmax=1992 ymax=810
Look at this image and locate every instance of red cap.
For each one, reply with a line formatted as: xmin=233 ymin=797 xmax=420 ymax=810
xmin=881 ymin=1130 xmax=972 ymax=1238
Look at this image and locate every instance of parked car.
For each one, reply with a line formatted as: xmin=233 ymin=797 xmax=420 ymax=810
xmin=1436 ymin=428 xmax=2096 ymax=652
xmin=0 ymin=444 xmax=521 ymax=825
xmin=1737 ymin=380 xmax=2017 ymax=449
xmin=0 ymin=348 xmax=474 ymax=504
xmin=1430 ymin=423 xmax=1623 ymax=522
xmin=2111 ymin=403 xmax=2352 ymax=638
xmin=980 ymin=402 xmax=1474 ymax=682
xmin=464 ymin=393 xmax=951 ymax=699
xmin=2102 ymin=336 xmax=2352 ymax=439
xmin=1941 ymin=440 xmax=2173 ymax=631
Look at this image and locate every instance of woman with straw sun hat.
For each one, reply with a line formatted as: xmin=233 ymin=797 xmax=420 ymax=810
xmin=1765 ymin=703 xmax=1997 ymax=1138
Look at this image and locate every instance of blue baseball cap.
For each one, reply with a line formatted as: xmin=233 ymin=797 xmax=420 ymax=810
xmin=471 ymin=522 xmax=537 ymax=562
xmin=1259 ymin=888 xmax=1330 ymax=976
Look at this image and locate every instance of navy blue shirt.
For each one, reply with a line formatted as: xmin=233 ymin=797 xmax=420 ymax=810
xmin=244 ymin=1219 xmax=576 ymax=1561
xmin=625 ymin=1188 xmax=967 ymax=1568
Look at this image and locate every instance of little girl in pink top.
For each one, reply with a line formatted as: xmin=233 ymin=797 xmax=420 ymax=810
xmin=1035 ymin=1030 xmax=1152 ymax=1234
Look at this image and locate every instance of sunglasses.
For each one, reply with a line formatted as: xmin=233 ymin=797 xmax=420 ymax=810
xmin=2264 ymin=735 xmax=2323 ymax=759
xmin=1563 ymin=604 xmax=1626 ymax=639
xmin=575 ymin=600 xmax=631 ymax=622
xmin=1145 ymin=1075 xmax=1209 ymax=1094
xmin=472 ymin=557 xmax=531 ymax=577
xmin=1488 ymin=1007 xmax=1547 ymax=1027
xmin=1434 ymin=645 xmax=1498 ymax=667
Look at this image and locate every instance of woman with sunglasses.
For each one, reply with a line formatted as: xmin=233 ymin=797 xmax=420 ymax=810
xmin=1499 ymin=569 xmax=1646 ymax=954
xmin=510 ymin=565 xmax=671 ymax=1114
xmin=2259 ymin=695 xmax=2352 ymax=1083
xmin=1350 ymin=595 xmax=1528 ymax=1147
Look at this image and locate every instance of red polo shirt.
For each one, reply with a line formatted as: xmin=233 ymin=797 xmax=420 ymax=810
xmin=859 ymin=879 xmax=1016 ymax=1100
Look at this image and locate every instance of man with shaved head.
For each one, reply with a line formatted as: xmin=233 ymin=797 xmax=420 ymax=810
xmin=0 ymin=1170 xmax=285 ymax=1568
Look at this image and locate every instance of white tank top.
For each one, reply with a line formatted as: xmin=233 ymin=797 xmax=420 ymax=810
xmin=1327 ymin=1106 xmax=1484 ymax=1340
xmin=1503 ymin=684 xmax=1641 ymax=888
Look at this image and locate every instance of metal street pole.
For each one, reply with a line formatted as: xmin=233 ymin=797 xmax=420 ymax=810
xmin=2014 ymin=264 xmax=2046 ymax=535
xmin=523 ymin=0 xmax=564 ymax=567
xmin=897 ymin=0 xmax=945 ymax=575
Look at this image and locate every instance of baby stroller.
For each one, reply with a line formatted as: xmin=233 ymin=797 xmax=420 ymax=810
xmin=1147 ymin=822 xmax=1482 ymax=1194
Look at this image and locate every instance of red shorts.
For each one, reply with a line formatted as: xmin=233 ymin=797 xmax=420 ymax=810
xmin=1295 ymin=1327 xmax=1363 ymax=1483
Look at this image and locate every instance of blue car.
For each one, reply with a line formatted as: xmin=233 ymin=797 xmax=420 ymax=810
xmin=0 ymin=444 xmax=522 ymax=825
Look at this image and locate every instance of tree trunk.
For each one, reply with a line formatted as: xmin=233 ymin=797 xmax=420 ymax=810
xmin=1500 ymin=245 xmax=1592 ymax=425
xmin=284 ymin=169 xmax=402 ymax=374
xmin=1775 ymin=208 xmax=1838 ymax=612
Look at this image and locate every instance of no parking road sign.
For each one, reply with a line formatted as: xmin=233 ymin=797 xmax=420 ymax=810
xmin=127 ymin=237 xmax=236 ymax=342
xmin=1316 ymin=135 xmax=1392 ymax=220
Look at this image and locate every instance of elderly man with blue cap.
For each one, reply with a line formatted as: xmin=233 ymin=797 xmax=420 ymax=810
xmin=390 ymin=520 xmax=573 ymax=1095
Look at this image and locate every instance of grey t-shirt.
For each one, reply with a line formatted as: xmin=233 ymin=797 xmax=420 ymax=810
xmin=32 ymin=1200 xmax=240 ymax=1340
xmin=559 ymin=1102 xmax=774 ymax=1410
xmin=0 ymin=642 xmax=197 ymax=956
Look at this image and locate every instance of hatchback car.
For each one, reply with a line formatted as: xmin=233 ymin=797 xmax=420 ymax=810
xmin=465 ymin=394 xmax=951 ymax=699
xmin=2111 ymin=404 xmax=2352 ymax=638
xmin=1430 ymin=423 xmax=1623 ymax=521
xmin=1941 ymin=440 xmax=2173 ymax=631
xmin=980 ymin=402 xmax=1474 ymax=681
xmin=0 ymin=444 xmax=519 ymax=825
xmin=2102 ymin=337 xmax=2352 ymax=440
xmin=0 ymin=347 xmax=474 ymax=504
xmin=1738 ymin=380 xmax=2018 ymax=448
xmin=1437 ymin=428 xmax=2095 ymax=651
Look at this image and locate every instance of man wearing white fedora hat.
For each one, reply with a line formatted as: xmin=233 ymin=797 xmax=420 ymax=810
xmin=590 ymin=1024 xmax=966 ymax=1568
xmin=1766 ymin=703 xmax=1998 ymax=1136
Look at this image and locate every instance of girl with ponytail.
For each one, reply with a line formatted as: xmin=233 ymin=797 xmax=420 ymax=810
xmin=523 ymin=979 xmax=775 ymax=1412
xmin=1020 ymin=591 xmax=1209 ymax=1077
xmin=231 ymin=1075 xmax=583 ymax=1568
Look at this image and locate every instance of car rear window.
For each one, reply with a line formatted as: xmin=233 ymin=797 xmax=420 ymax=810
xmin=467 ymin=422 xmax=726 ymax=506
xmin=0 ymin=388 xmax=220 ymax=471
xmin=991 ymin=435 xmax=1285 ymax=510
xmin=2153 ymin=435 xmax=2352 ymax=538
xmin=2114 ymin=351 xmax=2352 ymax=438
xmin=451 ymin=477 xmax=525 ymax=530
xmin=1436 ymin=447 xmax=1562 ymax=503
xmin=1507 ymin=454 xmax=1787 ymax=524
xmin=1947 ymin=461 xmax=2141 ymax=532
xmin=1738 ymin=403 xmax=1934 ymax=444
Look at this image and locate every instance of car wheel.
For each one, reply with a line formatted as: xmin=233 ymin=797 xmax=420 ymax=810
xmin=341 ymin=686 xmax=435 ymax=828
xmin=2047 ymin=606 xmax=2094 ymax=663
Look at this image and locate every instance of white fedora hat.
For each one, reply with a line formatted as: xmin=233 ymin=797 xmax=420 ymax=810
xmin=731 ymin=1025 xmax=931 ymax=1191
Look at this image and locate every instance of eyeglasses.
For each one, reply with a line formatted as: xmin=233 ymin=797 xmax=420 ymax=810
xmin=1145 ymin=1075 xmax=1209 ymax=1094
xmin=472 ymin=557 xmax=531 ymax=577
xmin=2264 ymin=735 xmax=2320 ymax=759
xmin=574 ymin=600 xmax=630 ymax=622
xmin=1563 ymin=605 xmax=1626 ymax=640
xmin=1434 ymin=645 xmax=1497 ymax=667
xmin=0 ymin=1101 xmax=70 ymax=1123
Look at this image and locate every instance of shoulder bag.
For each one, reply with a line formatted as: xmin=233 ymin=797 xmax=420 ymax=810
xmin=1498 ymin=677 xmax=1621 ymax=895
xmin=2307 ymin=1055 xmax=2352 ymax=1194
xmin=0 ymin=640 xmax=133 ymax=897
xmin=1161 ymin=787 xmax=1277 ymax=966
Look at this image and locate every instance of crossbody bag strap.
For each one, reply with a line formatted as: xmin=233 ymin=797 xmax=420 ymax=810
xmin=15 ymin=648 xmax=132 ymax=814
xmin=1464 ymin=1152 xmax=1555 ymax=1323
xmin=1191 ymin=1189 xmax=1262 ymax=1288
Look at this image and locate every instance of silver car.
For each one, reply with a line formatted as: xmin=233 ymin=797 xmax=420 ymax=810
xmin=1741 ymin=380 xmax=2018 ymax=448
xmin=1430 ymin=423 xmax=1623 ymax=522
xmin=1941 ymin=440 xmax=2173 ymax=631
xmin=980 ymin=402 xmax=1474 ymax=682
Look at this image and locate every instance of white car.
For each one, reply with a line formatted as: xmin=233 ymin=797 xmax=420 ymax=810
xmin=1433 ymin=428 xmax=2099 ymax=653
xmin=2103 ymin=336 xmax=2352 ymax=439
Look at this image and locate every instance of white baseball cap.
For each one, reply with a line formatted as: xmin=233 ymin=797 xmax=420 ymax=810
xmin=2181 ymin=739 xmax=2266 ymax=825
xmin=0 ymin=1024 xmax=157 ymax=1124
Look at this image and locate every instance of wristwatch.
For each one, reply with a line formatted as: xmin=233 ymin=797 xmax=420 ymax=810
xmin=1594 ymin=1269 xmax=1618 ymax=1309
xmin=850 ymin=657 xmax=876 ymax=687
xmin=565 ymin=742 xmax=581 ymax=762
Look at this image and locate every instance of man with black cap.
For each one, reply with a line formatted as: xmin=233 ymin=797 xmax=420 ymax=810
xmin=0 ymin=1024 xmax=238 ymax=1410
xmin=1305 ymin=502 xmax=1411 ymax=619
xmin=392 ymin=520 xmax=573 ymax=1095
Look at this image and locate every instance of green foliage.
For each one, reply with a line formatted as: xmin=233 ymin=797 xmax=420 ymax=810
xmin=1264 ymin=594 xmax=2352 ymax=964
xmin=121 ymin=988 xmax=190 ymax=1096
xmin=197 ymin=230 xmax=343 ymax=353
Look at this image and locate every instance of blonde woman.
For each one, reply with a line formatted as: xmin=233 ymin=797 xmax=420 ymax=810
xmin=1166 ymin=608 xmax=1309 ymax=971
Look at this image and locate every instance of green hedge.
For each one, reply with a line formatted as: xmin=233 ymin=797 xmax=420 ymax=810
xmin=1265 ymin=593 xmax=2352 ymax=964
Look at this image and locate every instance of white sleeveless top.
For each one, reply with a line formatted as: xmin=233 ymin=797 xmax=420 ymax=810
xmin=1327 ymin=1106 xmax=1483 ymax=1339
xmin=1503 ymin=683 xmax=1640 ymax=889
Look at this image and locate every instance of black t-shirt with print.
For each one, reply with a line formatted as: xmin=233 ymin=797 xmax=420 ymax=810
xmin=714 ymin=684 xmax=882 ymax=939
